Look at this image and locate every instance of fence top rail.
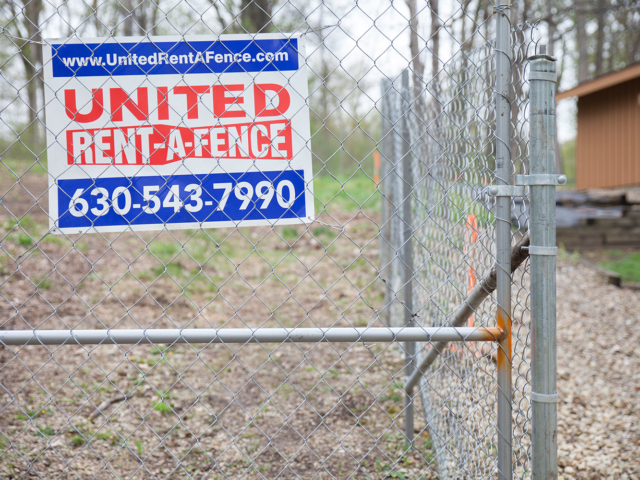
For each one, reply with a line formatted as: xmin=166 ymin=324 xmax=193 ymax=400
xmin=0 ymin=326 xmax=504 ymax=346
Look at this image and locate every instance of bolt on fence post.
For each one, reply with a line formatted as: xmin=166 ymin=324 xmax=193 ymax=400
xmin=528 ymin=46 xmax=559 ymax=480
xmin=399 ymin=69 xmax=415 ymax=449
xmin=495 ymin=2 xmax=513 ymax=479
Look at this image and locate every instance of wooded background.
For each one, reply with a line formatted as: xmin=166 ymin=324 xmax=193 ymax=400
xmin=1 ymin=0 xmax=638 ymax=179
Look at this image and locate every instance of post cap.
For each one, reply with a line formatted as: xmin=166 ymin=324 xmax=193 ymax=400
xmin=528 ymin=43 xmax=556 ymax=62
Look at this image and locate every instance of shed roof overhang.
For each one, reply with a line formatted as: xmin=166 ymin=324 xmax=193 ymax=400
xmin=556 ymin=62 xmax=640 ymax=101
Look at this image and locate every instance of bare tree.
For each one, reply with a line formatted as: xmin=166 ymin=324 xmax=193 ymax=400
xmin=576 ymin=0 xmax=589 ymax=82
xmin=406 ymin=0 xmax=424 ymax=79
xmin=239 ymin=0 xmax=273 ymax=33
xmin=1 ymin=0 xmax=45 ymax=148
xmin=594 ymin=0 xmax=606 ymax=76
xmin=429 ymin=0 xmax=440 ymax=81
xmin=546 ymin=0 xmax=556 ymax=57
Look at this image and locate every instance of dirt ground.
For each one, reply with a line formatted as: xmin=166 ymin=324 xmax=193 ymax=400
xmin=3 ymin=168 xmax=639 ymax=479
xmin=0 ymin=171 xmax=437 ymax=479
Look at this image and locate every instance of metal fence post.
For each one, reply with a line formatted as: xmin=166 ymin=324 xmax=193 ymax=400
xmin=529 ymin=46 xmax=559 ymax=480
xmin=400 ymin=69 xmax=415 ymax=448
xmin=380 ymin=79 xmax=393 ymax=325
xmin=495 ymin=2 xmax=513 ymax=479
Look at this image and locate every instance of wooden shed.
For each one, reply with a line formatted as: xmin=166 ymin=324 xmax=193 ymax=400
xmin=556 ymin=63 xmax=640 ymax=190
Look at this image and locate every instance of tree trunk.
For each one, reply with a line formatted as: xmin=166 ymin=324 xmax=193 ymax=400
xmin=546 ymin=0 xmax=556 ymax=57
xmin=21 ymin=0 xmax=44 ymax=150
xmin=406 ymin=0 xmax=424 ymax=79
xmin=547 ymin=0 xmax=562 ymax=174
xmin=430 ymin=0 xmax=440 ymax=81
xmin=576 ymin=0 xmax=589 ymax=83
xmin=240 ymin=0 xmax=272 ymax=33
xmin=594 ymin=0 xmax=606 ymax=76
xmin=122 ymin=0 xmax=134 ymax=36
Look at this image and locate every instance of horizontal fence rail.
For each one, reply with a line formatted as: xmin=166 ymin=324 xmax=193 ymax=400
xmin=1 ymin=327 xmax=504 ymax=346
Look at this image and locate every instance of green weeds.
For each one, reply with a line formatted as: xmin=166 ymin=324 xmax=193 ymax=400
xmin=313 ymin=173 xmax=380 ymax=213
xmin=599 ymin=250 xmax=640 ymax=283
xmin=35 ymin=426 xmax=55 ymax=438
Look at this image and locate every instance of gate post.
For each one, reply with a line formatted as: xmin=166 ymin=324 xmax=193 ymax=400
xmin=495 ymin=2 xmax=513 ymax=478
xmin=528 ymin=46 xmax=559 ymax=480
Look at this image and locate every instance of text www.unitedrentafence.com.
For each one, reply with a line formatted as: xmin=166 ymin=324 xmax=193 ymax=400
xmin=51 ymin=39 xmax=300 ymax=77
xmin=60 ymin=51 xmax=290 ymax=68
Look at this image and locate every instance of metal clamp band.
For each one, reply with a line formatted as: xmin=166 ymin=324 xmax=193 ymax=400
xmin=514 ymin=174 xmax=567 ymax=186
xmin=528 ymin=71 xmax=557 ymax=82
xmin=487 ymin=185 xmax=525 ymax=197
xmin=527 ymin=246 xmax=557 ymax=256
xmin=530 ymin=391 xmax=558 ymax=403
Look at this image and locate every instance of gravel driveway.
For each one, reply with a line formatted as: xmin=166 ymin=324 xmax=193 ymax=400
xmin=557 ymin=258 xmax=640 ymax=479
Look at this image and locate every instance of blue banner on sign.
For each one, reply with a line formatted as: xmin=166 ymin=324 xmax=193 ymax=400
xmin=51 ymin=39 xmax=299 ymax=77
xmin=57 ymin=170 xmax=307 ymax=229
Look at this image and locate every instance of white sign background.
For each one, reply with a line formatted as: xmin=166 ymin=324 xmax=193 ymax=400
xmin=43 ymin=34 xmax=314 ymax=234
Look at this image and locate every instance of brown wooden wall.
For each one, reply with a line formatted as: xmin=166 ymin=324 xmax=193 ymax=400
xmin=576 ymin=76 xmax=640 ymax=190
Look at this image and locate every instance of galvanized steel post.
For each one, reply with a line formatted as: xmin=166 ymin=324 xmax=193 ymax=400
xmin=380 ymin=79 xmax=394 ymax=325
xmin=529 ymin=47 xmax=559 ymax=480
xmin=495 ymin=2 xmax=513 ymax=479
xmin=400 ymin=69 xmax=415 ymax=448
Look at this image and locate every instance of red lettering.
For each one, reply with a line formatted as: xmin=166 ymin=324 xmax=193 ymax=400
xmin=64 ymin=89 xmax=104 ymax=123
xmin=157 ymin=87 xmax=169 ymax=120
xmin=110 ymin=87 xmax=149 ymax=122
xmin=66 ymin=120 xmax=291 ymax=165
xmin=254 ymin=84 xmax=290 ymax=117
xmin=211 ymin=85 xmax=245 ymax=118
xmin=174 ymin=86 xmax=210 ymax=119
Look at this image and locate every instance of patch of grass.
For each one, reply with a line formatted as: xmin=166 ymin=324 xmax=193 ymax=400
xmin=0 ymin=158 xmax=48 ymax=177
xmin=313 ymin=173 xmax=380 ymax=213
xmin=149 ymin=241 xmax=182 ymax=261
xmin=34 ymin=275 xmax=52 ymax=290
xmin=153 ymin=400 xmax=172 ymax=414
xmin=25 ymin=406 xmax=46 ymax=418
xmin=96 ymin=431 xmax=112 ymax=442
xmin=1 ymin=216 xmax=46 ymax=248
xmin=281 ymin=226 xmax=298 ymax=242
xmin=42 ymin=234 xmax=65 ymax=245
xmin=16 ymin=232 xmax=33 ymax=246
xmin=136 ymin=438 xmax=143 ymax=456
xmin=560 ymin=139 xmax=575 ymax=187
xmin=71 ymin=436 xmax=85 ymax=447
xmin=558 ymin=244 xmax=580 ymax=262
xmin=150 ymin=346 xmax=170 ymax=356
xmin=75 ymin=242 xmax=89 ymax=253
xmin=381 ymin=389 xmax=402 ymax=403
xmin=35 ymin=425 xmax=55 ymax=438
xmin=600 ymin=251 xmax=640 ymax=283
xmin=312 ymin=225 xmax=336 ymax=241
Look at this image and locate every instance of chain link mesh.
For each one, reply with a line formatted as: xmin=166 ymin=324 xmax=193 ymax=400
xmin=378 ymin=20 xmax=541 ymax=479
xmin=0 ymin=1 xmax=540 ymax=478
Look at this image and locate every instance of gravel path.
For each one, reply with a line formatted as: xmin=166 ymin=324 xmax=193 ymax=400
xmin=557 ymin=258 xmax=640 ymax=479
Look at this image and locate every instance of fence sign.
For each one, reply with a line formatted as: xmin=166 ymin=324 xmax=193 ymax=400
xmin=43 ymin=34 xmax=313 ymax=234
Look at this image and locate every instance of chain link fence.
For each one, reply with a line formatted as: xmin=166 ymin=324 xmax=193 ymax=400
xmin=0 ymin=1 xmax=546 ymax=478
xmin=378 ymin=21 xmax=541 ymax=478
